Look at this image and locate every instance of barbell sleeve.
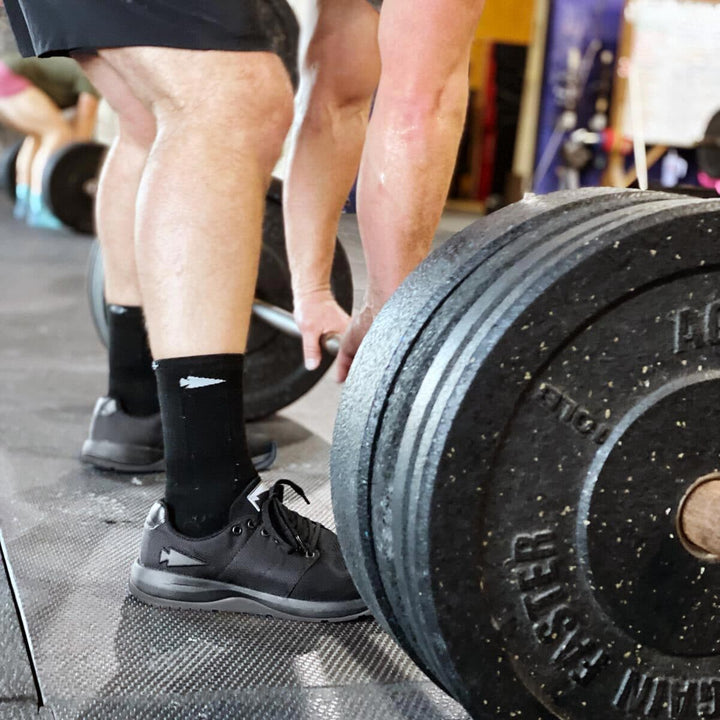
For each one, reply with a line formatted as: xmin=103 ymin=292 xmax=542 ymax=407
xmin=677 ymin=473 xmax=720 ymax=559
xmin=252 ymin=299 xmax=341 ymax=357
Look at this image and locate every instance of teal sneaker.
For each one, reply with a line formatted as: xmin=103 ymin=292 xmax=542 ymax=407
xmin=13 ymin=183 xmax=29 ymax=220
xmin=27 ymin=192 xmax=65 ymax=231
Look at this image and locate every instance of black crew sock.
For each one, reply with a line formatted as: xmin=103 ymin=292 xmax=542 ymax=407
xmin=155 ymin=354 xmax=259 ymax=538
xmin=107 ymin=305 xmax=159 ymax=417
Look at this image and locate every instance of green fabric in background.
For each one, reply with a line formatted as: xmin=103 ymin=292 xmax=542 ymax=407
xmin=0 ymin=53 xmax=99 ymax=108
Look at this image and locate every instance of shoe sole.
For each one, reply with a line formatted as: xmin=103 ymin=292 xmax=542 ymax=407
xmin=129 ymin=563 xmax=369 ymax=623
xmin=81 ymin=440 xmax=278 ymax=474
xmin=81 ymin=439 xmax=164 ymax=473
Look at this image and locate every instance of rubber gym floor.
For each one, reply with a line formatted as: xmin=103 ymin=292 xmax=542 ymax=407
xmin=0 ymin=194 xmax=479 ymax=720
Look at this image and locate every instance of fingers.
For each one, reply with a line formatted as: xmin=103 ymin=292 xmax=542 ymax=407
xmin=336 ymin=349 xmax=353 ymax=383
xmin=334 ymin=305 xmax=379 ymax=382
xmin=293 ymin=292 xmax=359 ymax=376
xmin=335 ymin=321 xmax=363 ymax=383
xmin=303 ymin=332 xmax=323 ymax=372
xmin=294 ymin=295 xmax=351 ymax=372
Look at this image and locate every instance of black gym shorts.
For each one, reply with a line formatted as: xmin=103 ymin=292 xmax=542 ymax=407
xmin=3 ymin=0 xmax=299 ymax=62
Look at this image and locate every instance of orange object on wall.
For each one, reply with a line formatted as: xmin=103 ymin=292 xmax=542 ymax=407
xmin=476 ymin=0 xmax=534 ymax=46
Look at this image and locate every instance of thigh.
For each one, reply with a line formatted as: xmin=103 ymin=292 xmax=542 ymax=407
xmin=96 ymin=46 xmax=293 ymax=121
xmin=73 ymin=53 xmax=155 ymax=147
xmin=5 ymin=0 xmax=298 ymax=88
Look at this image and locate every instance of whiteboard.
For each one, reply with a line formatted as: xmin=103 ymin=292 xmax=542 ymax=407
xmin=622 ymin=0 xmax=720 ymax=147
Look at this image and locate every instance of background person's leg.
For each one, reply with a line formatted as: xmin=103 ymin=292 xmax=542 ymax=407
xmin=76 ymin=54 xmax=155 ymax=308
xmin=336 ymin=0 xmax=485 ymax=380
xmin=0 ymin=85 xmax=73 ymax=228
xmin=283 ymin=0 xmax=380 ymax=370
xmin=13 ymin=134 xmax=37 ymax=218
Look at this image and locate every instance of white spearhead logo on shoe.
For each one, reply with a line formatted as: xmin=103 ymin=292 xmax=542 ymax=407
xmin=179 ymin=376 xmax=227 ymax=389
xmin=247 ymin=482 xmax=265 ymax=512
xmin=159 ymin=548 xmax=206 ymax=567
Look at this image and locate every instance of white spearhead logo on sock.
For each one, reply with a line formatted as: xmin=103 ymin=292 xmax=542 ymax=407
xmin=179 ymin=376 xmax=227 ymax=390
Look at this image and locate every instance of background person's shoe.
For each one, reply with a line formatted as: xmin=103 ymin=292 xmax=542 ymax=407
xmin=81 ymin=396 xmax=277 ymax=473
xmin=129 ymin=481 xmax=368 ymax=622
xmin=13 ymin=183 xmax=29 ymax=220
xmin=26 ymin=193 xmax=65 ymax=230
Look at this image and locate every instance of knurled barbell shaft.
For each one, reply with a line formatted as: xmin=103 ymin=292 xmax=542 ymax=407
xmin=252 ymin=299 xmax=341 ymax=356
xmin=678 ymin=474 xmax=720 ymax=559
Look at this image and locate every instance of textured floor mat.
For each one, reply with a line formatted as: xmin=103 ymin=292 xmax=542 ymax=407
xmin=0 ymin=543 xmax=39 ymax=718
xmin=0 ymin=206 xmax=469 ymax=720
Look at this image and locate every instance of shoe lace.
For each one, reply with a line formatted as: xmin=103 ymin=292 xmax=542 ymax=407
xmin=259 ymin=479 xmax=321 ymax=556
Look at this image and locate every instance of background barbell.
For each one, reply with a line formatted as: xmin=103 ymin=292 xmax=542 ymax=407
xmin=87 ymin=177 xmax=351 ymax=420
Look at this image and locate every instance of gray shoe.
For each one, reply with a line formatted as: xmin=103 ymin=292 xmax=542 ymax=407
xmin=81 ymin=396 xmax=277 ymax=473
xmin=129 ymin=480 xmax=368 ymax=622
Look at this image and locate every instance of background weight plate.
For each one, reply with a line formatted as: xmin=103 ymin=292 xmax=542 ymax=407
xmin=698 ymin=110 xmax=720 ymax=179
xmin=0 ymin=139 xmax=22 ymax=202
xmin=394 ymin=200 xmax=720 ymax=719
xmin=43 ymin=142 xmax=106 ymax=235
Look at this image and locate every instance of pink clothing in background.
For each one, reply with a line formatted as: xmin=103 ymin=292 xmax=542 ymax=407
xmin=0 ymin=60 xmax=31 ymax=97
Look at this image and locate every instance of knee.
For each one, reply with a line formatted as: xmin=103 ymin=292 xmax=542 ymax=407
xmin=40 ymin=120 xmax=73 ymax=147
xmin=156 ymin=55 xmax=294 ymax=173
xmin=247 ymin=78 xmax=295 ymax=169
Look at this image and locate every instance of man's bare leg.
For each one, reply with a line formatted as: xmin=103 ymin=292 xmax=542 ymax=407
xmin=81 ymin=47 xmax=292 ymax=536
xmin=97 ymin=47 xmax=293 ymax=358
xmin=75 ymin=53 xmax=155 ymax=307
xmin=284 ymin=0 xmax=380 ymax=370
xmin=337 ymin=0 xmax=485 ymax=380
xmin=73 ymin=45 xmax=365 ymax=620
xmin=77 ymin=53 xmax=279 ymax=472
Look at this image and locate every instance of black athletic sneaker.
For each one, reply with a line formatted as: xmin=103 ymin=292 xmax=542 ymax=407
xmin=80 ymin=396 xmax=277 ymax=473
xmin=129 ymin=479 xmax=368 ymax=622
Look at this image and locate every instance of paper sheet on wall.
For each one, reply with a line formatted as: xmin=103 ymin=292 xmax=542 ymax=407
xmin=622 ymin=0 xmax=720 ymax=147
